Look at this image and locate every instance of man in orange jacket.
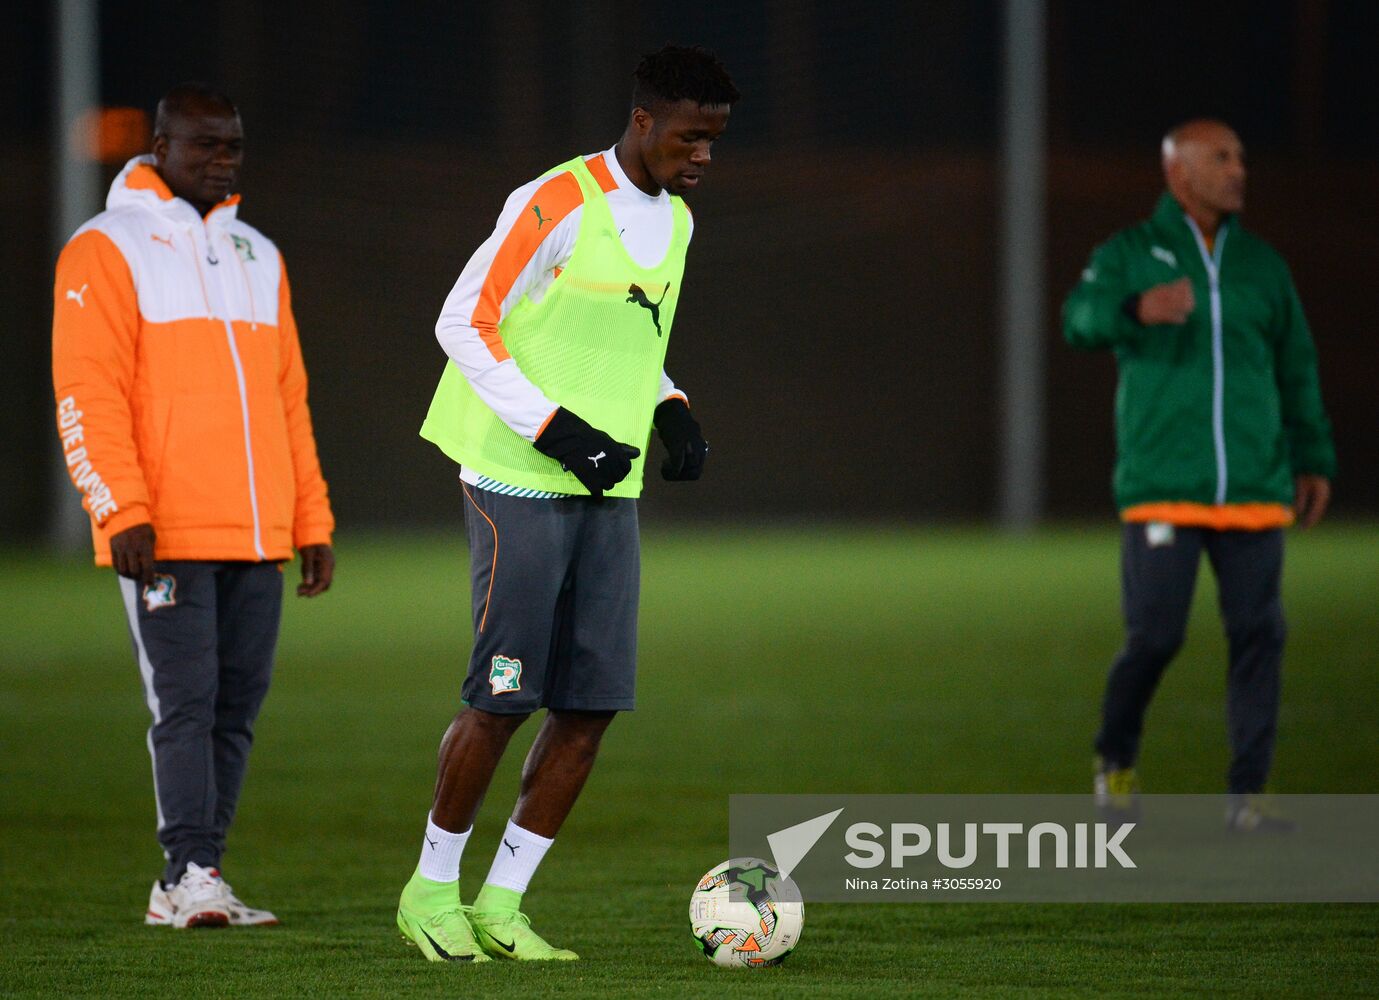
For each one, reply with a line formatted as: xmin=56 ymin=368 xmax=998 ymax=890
xmin=52 ymin=83 xmax=335 ymax=928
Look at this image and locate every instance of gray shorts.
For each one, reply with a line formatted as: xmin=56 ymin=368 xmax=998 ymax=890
xmin=459 ymin=484 xmax=640 ymax=714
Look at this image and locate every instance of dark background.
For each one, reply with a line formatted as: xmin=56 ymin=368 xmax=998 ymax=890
xmin=4 ymin=1 xmax=1375 ymax=539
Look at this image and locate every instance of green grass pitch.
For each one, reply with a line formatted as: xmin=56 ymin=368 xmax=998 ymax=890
xmin=2 ymin=525 xmax=1376 ymax=997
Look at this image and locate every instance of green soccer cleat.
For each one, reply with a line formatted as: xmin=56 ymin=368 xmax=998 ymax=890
xmin=1094 ymin=757 xmax=1142 ymax=823
xmin=396 ymin=869 xmax=491 ymax=963
xmin=469 ymin=884 xmax=578 ymax=961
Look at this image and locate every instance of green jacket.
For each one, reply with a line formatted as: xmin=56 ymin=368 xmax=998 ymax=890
xmin=1063 ymin=192 xmax=1336 ymax=512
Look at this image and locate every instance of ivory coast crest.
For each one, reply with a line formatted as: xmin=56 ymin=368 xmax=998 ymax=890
xmin=143 ymin=574 xmax=177 ymax=612
xmin=489 ymin=655 xmax=522 ymax=695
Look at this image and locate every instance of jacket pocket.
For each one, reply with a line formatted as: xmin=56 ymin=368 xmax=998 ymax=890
xmin=154 ymin=393 xmax=251 ymax=531
xmin=141 ymin=397 xmax=174 ymax=509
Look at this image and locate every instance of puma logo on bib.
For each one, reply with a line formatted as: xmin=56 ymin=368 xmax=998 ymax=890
xmin=626 ymin=282 xmax=669 ymax=336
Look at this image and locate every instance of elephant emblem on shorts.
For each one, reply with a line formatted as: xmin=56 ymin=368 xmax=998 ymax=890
xmin=489 ymin=655 xmax=523 ymax=694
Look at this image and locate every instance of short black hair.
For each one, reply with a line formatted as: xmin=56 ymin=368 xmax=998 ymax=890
xmin=631 ymin=45 xmax=740 ymax=112
xmin=154 ymin=82 xmax=238 ymax=137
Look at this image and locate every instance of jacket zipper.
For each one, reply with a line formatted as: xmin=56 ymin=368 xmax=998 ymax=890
xmin=193 ymin=225 xmax=267 ymax=559
xmin=1185 ymin=217 xmax=1229 ymax=506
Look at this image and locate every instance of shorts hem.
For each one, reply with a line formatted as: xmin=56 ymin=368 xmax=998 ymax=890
xmin=461 ymin=696 xmax=539 ymax=715
xmin=461 ymin=696 xmax=634 ymax=714
xmin=545 ymin=698 xmax=635 ymax=712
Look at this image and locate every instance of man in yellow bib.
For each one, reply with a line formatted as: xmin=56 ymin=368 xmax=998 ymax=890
xmin=397 ymin=46 xmax=738 ymax=963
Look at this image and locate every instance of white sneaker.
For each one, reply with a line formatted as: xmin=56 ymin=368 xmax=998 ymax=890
xmin=221 ymin=878 xmax=279 ymax=926
xmin=168 ymin=862 xmax=231 ymax=929
xmin=1225 ymin=794 xmax=1296 ymax=834
xmin=144 ymin=864 xmax=278 ymax=927
xmin=145 ymin=880 xmax=175 ymax=926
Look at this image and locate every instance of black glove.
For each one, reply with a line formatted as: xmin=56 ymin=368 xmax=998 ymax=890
xmin=653 ymin=398 xmax=707 ymax=481
xmin=533 ymin=407 xmax=640 ymax=499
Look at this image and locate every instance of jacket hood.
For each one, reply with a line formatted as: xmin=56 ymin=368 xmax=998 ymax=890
xmin=107 ymin=155 xmax=241 ymax=227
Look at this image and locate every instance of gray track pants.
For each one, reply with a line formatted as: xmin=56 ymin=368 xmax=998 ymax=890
xmin=1094 ymin=525 xmax=1286 ymax=794
xmin=119 ymin=561 xmax=283 ymax=884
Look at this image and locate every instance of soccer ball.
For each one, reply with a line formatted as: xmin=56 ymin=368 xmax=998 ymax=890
xmin=688 ymin=858 xmax=804 ymax=967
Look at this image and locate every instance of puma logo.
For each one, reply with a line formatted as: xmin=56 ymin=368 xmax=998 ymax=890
xmin=1150 ymin=245 xmax=1178 ymax=269
xmin=626 ymin=282 xmax=670 ymax=336
xmin=532 ymin=205 xmax=552 ymax=229
xmin=66 ymin=284 xmax=89 ymax=308
xmin=150 ymin=233 xmax=175 ymax=249
xmin=424 ymin=833 xmax=438 ymax=850
xmin=503 ymin=838 xmax=520 ymax=856
xmin=589 ymin=451 xmax=607 ymax=468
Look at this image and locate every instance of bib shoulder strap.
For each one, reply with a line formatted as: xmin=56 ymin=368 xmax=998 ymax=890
xmin=538 ymin=155 xmax=587 ymax=180
xmin=668 ymin=194 xmax=691 ymax=245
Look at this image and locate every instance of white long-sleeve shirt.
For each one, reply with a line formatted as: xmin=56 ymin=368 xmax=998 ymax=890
xmin=434 ymin=145 xmax=690 ymax=492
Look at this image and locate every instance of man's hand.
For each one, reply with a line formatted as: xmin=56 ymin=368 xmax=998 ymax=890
xmin=1293 ymin=475 xmax=1331 ymax=529
xmin=110 ymin=522 xmax=156 ymax=590
xmin=653 ymin=398 xmax=707 ymax=481
xmin=298 ymin=543 xmax=335 ymax=597
xmin=534 ymin=407 xmax=640 ymax=500
xmin=1136 ymin=277 xmax=1196 ymax=325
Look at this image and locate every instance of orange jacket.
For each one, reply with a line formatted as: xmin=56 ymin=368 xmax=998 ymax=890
xmin=52 ymin=156 xmax=334 ymax=565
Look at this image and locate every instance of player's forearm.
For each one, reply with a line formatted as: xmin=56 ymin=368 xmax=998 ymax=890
xmin=453 ymin=357 xmax=560 ymax=442
xmin=658 ymin=370 xmax=688 ymax=407
xmin=435 ymin=289 xmax=561 ymax=440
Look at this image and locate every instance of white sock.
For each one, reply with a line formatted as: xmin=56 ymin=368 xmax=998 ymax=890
xmin=418 ymin=812 xmax=471 ymax=883
xmin=483 ymin=820 xmax=554 ymax=894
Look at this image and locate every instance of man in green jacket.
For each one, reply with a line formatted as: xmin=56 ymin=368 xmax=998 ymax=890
xmin=1063 ymin=119 xmax=1336 ymax=831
